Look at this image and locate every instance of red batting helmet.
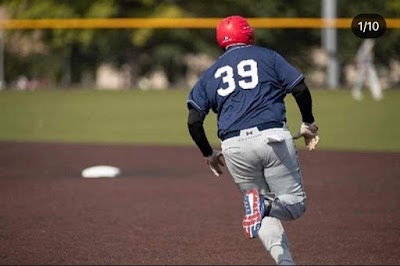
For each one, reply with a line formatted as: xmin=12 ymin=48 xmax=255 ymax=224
xmin=216 ymin=16 xmax=254 ymax=49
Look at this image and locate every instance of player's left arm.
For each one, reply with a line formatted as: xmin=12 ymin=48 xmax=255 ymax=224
xmin=187 ymin=76 xmax=224 ymax=177
xmin=187 ymin=107 xmax=213 ymax=157
xmin=187 ymin=107 xmax=224 ymax=177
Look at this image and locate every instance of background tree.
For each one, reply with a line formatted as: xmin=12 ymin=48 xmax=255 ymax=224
xmin=1 ymin=0 xmax=398 ymax=88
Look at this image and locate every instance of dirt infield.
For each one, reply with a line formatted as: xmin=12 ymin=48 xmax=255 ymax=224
xmin=0 ymin=141 xmax=399 ymax=265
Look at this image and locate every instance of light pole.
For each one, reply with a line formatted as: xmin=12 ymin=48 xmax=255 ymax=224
xmin=0 ymin=30 xmax=4 ymax=90
xmin=322 ymin=0 xmax=339 ymax=89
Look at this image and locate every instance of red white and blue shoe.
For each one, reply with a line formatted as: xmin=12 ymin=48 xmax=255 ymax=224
xmin=242 ymin=189 xmax=265 ymax=239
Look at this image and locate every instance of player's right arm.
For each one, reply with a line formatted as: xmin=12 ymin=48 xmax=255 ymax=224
xmin=291 ymin=81 xmax=319 ymax=151
xmin=272 ymin=50 xmax=319 ymax=151
xmin=291 ymin=81 xmax=314 ymax=124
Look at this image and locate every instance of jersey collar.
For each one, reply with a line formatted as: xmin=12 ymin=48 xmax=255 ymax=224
xmin=225 ymin=43 xmax=248 ymax=50
xmin=220 ymin=44 xmax=251 ymax=59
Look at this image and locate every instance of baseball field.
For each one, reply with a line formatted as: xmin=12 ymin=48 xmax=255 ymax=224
xmin=1 ymin=89 xmax=400 ymax=265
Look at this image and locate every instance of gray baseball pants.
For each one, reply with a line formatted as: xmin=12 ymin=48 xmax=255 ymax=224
xmin=221 ymin=126 xmax=306 ymax=265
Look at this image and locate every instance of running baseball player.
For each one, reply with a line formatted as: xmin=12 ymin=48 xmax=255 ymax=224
xmin=187 ymin=16 xmax=319 ymax=265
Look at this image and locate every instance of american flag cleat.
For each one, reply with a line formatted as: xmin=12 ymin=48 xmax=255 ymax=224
xmin=242 ymin=189 xmax=265 ymax=239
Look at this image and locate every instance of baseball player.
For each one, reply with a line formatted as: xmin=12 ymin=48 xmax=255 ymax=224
xmin=352 ymin=39 xmax=383 ymax=101
xmin=187 ymin=16 xmax=319 ymax=265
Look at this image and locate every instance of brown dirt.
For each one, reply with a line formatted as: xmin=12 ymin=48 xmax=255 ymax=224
xmin=0 ymin=141 xmax=399 ymax=265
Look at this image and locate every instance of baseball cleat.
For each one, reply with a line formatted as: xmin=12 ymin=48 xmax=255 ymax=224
xmin=242 ymin=189 xmax=265 ymax=239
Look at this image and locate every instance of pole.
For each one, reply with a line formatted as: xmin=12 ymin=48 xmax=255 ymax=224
xmin=0 ymin=30 xmax=4 ymax=90
xmin=322 ymin=0 xmax=339 ymax=89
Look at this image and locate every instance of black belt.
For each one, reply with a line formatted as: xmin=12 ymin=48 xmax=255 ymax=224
xmin=220 ymin=121 xmax=284 ymax=141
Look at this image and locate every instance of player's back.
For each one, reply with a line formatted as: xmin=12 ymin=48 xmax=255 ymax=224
xmin=198 ymin=44 xmax=303 ymax=139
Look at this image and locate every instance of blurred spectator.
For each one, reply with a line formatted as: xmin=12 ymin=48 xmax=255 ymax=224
xmin=16 ymin=75 xmax=29 ymax=90
xmin=351 ymin=39 xmax=383 ymax=101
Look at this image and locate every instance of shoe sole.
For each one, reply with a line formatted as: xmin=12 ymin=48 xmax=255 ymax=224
xmin=242 ymin=190 xmax=264 ymax=239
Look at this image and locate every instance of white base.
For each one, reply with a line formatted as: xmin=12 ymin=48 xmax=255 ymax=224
xmin=81 ymin=165 xmax=121 ymax=178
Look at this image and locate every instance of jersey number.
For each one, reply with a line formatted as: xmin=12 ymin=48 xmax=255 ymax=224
xmin=214 ymin=59 xmax=259 ymax=97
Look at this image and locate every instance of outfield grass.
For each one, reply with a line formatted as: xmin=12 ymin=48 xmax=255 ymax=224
xmin=0 ymin=89 xmax=399 ymax=152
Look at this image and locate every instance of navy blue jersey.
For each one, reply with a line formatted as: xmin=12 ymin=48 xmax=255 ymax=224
xmin=187 ymin=44 xmax=304 ymax=139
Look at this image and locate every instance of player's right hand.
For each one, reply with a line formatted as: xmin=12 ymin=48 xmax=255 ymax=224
xmin=205 ymin=150 xmax=225 ymax=177
xmin=293 ymin=122 xmax=320 ymax=151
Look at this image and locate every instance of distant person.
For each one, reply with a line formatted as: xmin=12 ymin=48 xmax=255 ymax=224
xmin=352 ymin=39 xmax=383 ymax=101
xmin=187 ymin=16 xmax=319 ymax=265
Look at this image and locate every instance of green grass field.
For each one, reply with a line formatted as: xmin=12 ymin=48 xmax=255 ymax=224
xmin=0 ymin=89 xmax=399 ymax=152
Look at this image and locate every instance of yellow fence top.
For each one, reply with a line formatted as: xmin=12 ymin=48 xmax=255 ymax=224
xmin=0 ymin=18 xmax=399 ymax=29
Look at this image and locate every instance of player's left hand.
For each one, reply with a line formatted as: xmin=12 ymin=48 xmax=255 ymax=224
xmin=206 ymin=150 xmax=225 ymax=177
xmin=293 ymin=122 xmax=320 ymax=151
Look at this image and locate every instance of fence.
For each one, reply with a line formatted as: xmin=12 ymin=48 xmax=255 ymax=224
xmin=1 ymin=17 xmax=399 ymax=91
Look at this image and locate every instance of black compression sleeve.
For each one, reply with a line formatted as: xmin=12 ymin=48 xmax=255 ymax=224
xmin=187 ymin=107 xmax=213 ymax=157
xmin=291 ymin=81 xmax=315 ymax=123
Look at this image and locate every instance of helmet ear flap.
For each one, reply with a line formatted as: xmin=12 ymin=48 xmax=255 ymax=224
xmin=248 ymin=33 xmax=254 ymax=43
xmin=247 ymin=27 xmax=255 ymax=43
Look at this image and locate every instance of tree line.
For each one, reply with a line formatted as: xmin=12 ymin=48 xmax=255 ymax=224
xmin=1 ymin=0 xmax=399 ymax=89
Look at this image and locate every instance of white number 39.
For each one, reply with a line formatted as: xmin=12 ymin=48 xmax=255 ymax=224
xmin=215 ymin=59 xmax=259 ymax=97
